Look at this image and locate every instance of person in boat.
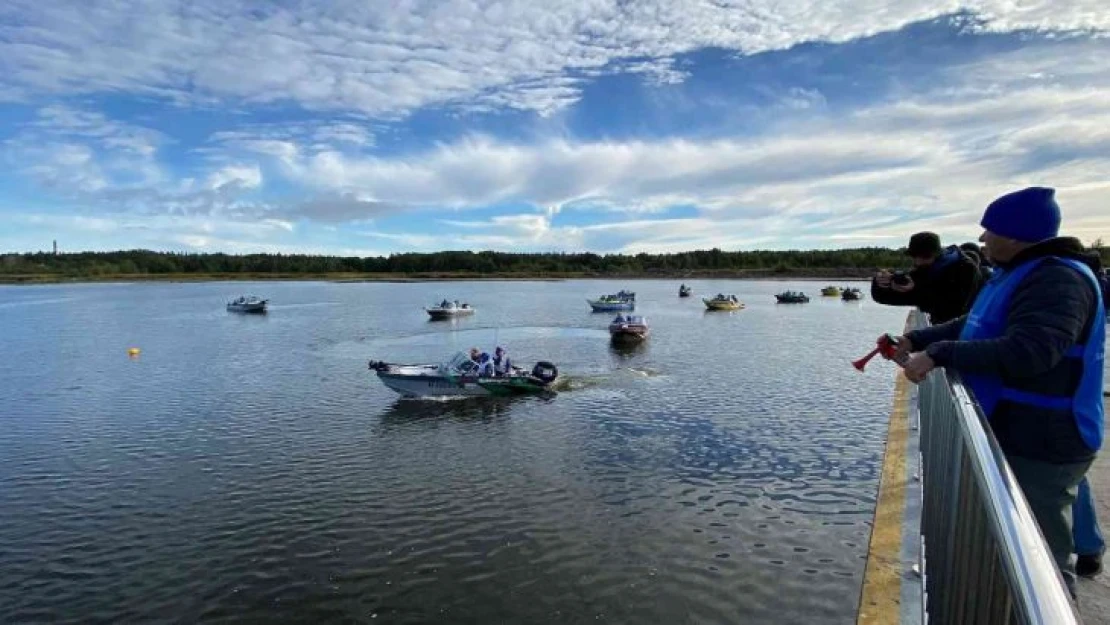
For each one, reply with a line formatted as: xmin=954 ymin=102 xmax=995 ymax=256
xmin=476 ymin=352 xmax=495 ymax=377
xmin=493 ymin=347 xmax=512 ymax=377
xmin=469 ymin=347 xmax=481 ymax=364
xmin=440 ymin=299 xmax=450 ymax=308
xmin=613 ymin=314 xmax=626 ymax=324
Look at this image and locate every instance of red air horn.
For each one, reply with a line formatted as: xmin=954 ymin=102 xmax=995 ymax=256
xmin=853 ymin=334 xmax=905 ymax=372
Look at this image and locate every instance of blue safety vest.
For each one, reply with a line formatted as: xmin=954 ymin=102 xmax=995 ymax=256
xmin=959 ymin=256 xmax=1106 ymax=451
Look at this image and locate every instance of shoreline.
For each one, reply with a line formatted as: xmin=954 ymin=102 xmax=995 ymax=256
xmin=0 ymin=270 xmax=874 ymax=285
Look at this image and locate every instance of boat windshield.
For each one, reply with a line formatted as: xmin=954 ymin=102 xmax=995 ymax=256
xmin=445 ymin=352 xmax=478 ymax=374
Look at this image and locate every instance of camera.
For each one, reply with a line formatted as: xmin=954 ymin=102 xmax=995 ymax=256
xmin=892 ymin=271 xmax=911 ymax=286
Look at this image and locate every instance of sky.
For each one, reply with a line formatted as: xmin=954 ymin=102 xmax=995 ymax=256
xmin=1 ymin=1 xmax=1108 ymax=256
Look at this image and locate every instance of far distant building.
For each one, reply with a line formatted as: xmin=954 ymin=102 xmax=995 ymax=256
xmin=53 ymin=240 xmax=57 ymax=255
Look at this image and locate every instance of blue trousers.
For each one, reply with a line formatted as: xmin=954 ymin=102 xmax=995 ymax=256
xmin=1075 ymin=476 xmax=1105 ymax=557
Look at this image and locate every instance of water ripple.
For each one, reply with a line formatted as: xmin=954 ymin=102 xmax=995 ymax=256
xmin=0 ymin=280 xmax=906 ymax=624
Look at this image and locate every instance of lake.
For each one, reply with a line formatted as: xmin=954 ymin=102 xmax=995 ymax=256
xmin=0 ymin=279 xmax=908 ymax=624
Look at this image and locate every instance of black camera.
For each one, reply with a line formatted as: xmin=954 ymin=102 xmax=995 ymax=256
xmin=892 ymin=271 xmax=911 ymax=286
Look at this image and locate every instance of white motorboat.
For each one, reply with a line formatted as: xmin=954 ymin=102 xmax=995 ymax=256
xmin=426 ymin=300 xmax=475 ymax=319
xmin=227 ymin=295 xmax=268 ymax=313
xmin=368 ymin=352 xmax=558 ymax=398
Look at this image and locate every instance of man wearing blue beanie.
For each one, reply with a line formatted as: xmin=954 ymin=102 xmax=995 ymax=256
xmin=892 ymin=186 xmax=1107 ymax=596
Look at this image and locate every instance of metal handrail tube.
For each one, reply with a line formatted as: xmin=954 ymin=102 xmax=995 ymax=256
xmin=913 ymin=310 xmax=1079 ymax=624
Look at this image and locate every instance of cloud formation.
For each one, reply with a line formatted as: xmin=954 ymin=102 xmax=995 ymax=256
xmin=2 ymin=1 xmax=1107 ymax=117
xmin=1 ymin=2 xmax=1108 ymax=254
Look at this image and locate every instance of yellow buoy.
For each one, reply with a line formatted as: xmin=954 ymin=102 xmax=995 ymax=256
xmin=127 ymin=347 xmax=141 ymax=357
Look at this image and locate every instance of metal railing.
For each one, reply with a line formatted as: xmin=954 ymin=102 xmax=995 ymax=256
xmin=916 ymin=315 xmax=1080 ymax=624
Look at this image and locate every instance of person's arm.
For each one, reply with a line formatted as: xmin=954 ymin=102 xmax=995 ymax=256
xmin=925 ymin=264 xmax=1094 ymax=377
xmin=871 ymin=275 xmax=918 ymax=305
xmin=905 ymin=315 xmax=966 ymax=350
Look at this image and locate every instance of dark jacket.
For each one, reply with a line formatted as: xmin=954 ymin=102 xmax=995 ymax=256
xmin=871 ymin=245 xmax=983 ymax=324
xmin=906 ymin=237 xmax=1102 ymax=463
xmin=963 ymin=249 xmax=995 ymax=285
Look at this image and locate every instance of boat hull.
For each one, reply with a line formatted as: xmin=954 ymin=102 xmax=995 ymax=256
xmin=610 ymin=328 xmax=649 ymax=343
xmin=375 ymin=371 xmax=551 ymax=398
xmin=426 ymin=308 xmax=475 ymax=319
xmin=227 ymin=303 xmax=267 ymax=313
xmin=703 ymin=299 xmax=743 ymax=311
xmin=588 ymin=300 xmax=635 ymax=312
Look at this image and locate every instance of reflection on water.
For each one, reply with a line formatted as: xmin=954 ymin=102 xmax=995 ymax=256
xmin=0 ymin=279 xmax=906 ymax=624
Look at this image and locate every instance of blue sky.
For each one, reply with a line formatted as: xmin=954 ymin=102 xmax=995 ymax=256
xmin=1 ymin=1 xmax=1108 ymax=255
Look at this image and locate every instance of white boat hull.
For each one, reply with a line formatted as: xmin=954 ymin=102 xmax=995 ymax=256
xmin=378 ymin=372 xmax=493 ymax=397
xmin=227 ymin=302 xmax=267 ymax=313
xmin=426 ymin=308 xmax=475 ymax=319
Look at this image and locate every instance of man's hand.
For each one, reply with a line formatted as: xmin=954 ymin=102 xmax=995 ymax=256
xmin=875 ymin=270 xmax=892 ymax=288
xmin=890 ymin=335 xmax=913 ymax=362
xmin=891 ymin=276 xmax=915 ymax=293
xmin=903 ymin=352 xmax=935 ymax=383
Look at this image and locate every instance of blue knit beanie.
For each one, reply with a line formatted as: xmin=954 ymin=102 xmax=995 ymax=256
xmin=980 ymin=187 xmax=1060 ymax=243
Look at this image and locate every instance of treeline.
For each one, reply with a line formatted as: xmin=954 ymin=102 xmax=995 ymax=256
xmin=2 ymin=245 xmax=1107 ymax=279
xmin=3 ymin=248 xmax=911 ymax=277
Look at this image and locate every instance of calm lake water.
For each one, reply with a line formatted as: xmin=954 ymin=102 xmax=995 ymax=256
xmin=0 ymin=280 xmax=908 ymax=624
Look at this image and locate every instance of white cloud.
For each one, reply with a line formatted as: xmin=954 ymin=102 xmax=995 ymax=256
xmin=1 ymin=1 xmax=1107 ymax=118
xmin=205 ymin=164 xmax=262 ymax=191
xmin=4 ymin=9 xmax=1109 ymax=255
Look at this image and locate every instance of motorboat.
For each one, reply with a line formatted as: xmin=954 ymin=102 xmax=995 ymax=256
xmin=609 ymin=314 xmax=649 ymax=344
xmin=821 ymin=286 xmax=841 ymax=297
xmin=841 ymin=287 xmax=864 ymax=301
xmin=679 ymin=284 xmax=692 ymax=297
xmin=703 ymin=294 xmax=744 ymax=311
xmin=775 ymin=290 xmax=810 ymax=304
xmin=368 ymin=352 xmax=558 ymax=398
xmin=426 ymin=300 xmax=475 ymax=319
xmin=227 ymin=295 xmax=268 ymax=313
xmin=588 ymin=290 xmax=636 ymax=312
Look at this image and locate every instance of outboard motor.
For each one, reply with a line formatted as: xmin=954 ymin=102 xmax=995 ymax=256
xmin=531 ymin=361 xmax=558 ymax=384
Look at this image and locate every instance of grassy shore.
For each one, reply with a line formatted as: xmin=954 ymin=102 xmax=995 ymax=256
xmin=0 ymin=268 xmax=874 ymax=285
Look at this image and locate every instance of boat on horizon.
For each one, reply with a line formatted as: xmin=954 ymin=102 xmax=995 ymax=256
xmin=227 ymin=295 xmax=268 ymax=313
xmin=679 ymin=284 xmax=692 ymax=297
xmin=588 ymin=290 xmax=636 ymax=312
xmin=703 ymin=294 xmax=744 ymax=311
xmin=775 ymin=290 xmax=810 ymax=304
xmin=426 ymin=300 xmax=475 ymax=319
xmin=821 ymin=286 xmax=841 ymax=297
xmin=841 ymin=287 xmax=864 ymax=301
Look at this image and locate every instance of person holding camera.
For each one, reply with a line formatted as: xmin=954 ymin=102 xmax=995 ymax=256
xmin=872 ymin=232 xmax=983 ymax=324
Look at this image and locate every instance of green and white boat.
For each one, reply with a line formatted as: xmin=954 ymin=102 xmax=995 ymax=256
xmin=368 ymin=352 xmax=558 ymax=398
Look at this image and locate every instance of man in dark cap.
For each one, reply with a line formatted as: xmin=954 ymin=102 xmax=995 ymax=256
xmin=893 ymin=187 xmax=1106 ymax=595
xmin=872 ymin=231 xmax=983 ymax=324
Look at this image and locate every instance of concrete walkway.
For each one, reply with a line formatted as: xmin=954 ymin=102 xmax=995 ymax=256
xmin=1078 ymin=395 xmax=1110 ymax=623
